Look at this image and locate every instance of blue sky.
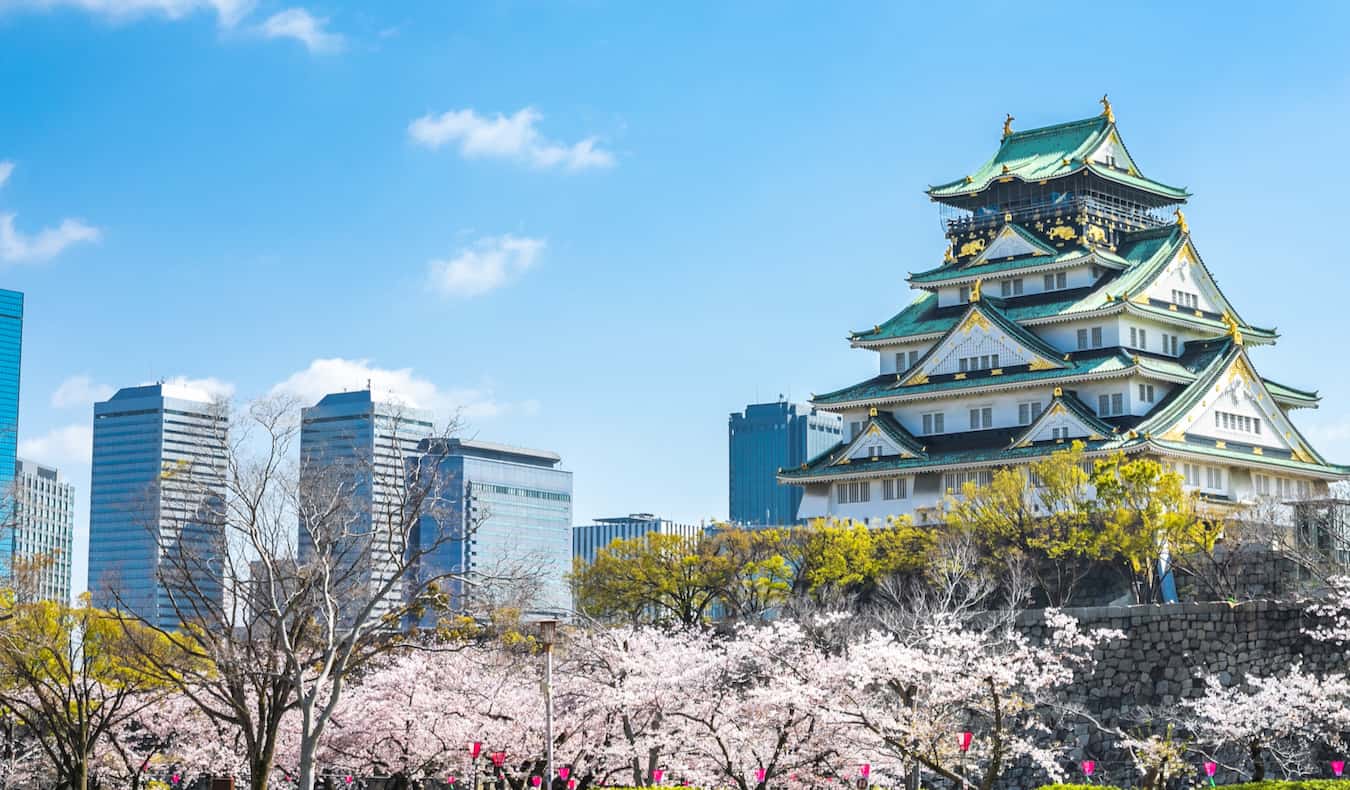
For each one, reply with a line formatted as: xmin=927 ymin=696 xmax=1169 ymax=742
xmin=3 ymin=1 xmax=1350 ymax=595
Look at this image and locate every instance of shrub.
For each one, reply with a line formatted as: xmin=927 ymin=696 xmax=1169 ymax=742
xmin=1036 ymin=784 xmax=1125 ymax=790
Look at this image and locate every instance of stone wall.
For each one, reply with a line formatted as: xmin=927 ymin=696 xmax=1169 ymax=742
xmin=1003 ymin=600 xmax=1339 ymax=788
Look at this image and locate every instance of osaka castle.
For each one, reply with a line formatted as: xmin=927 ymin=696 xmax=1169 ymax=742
xmin=780 ymin=99 xmax=1348 ymax=525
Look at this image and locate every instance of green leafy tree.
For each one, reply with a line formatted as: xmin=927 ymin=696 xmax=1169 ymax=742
xmin=571 ymin=532 xmax=726 ymax=626
xmin=1089 ymin=452 xmax=1206 ymax=604
xmin=796 ymin=518 xmax=932 ymax=599
xmin=0 ymin=595 xmax=177 ymax=790
xmin=944 ymin=442 xmax=1109 ymax=605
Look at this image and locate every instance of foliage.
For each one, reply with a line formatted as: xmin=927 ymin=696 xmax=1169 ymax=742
xmin=796 ymin=518 xmax=932 ymax=597
xmin=944 ymin=442 xmax=1108 ymax=605
xmin=1035 ymin=784 xmax=1125 ymax=790
xmin=0 ymin=594 xmax=178 ymax=790
xmin=1088 ymin=452 xmax=1207 ymax=604
xmin=571 ymin=532 xmax=726 ymax=626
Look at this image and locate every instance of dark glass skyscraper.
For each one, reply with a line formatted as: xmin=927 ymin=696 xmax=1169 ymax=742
xmin=728 ymin=400 xmax=842 ymax=526
xmin=0 ymin=290 xmax=21 ymax=573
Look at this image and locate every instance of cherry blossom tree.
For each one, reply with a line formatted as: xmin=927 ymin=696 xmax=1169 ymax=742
xmin=1182 ymin=665 xmax=1350 ymax=780
xmin=821 ymin=609 xmax=1120 ymax=790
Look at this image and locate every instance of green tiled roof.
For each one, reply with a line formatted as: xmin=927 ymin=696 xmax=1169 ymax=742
xmin=871 ymin=412 xmax=928 ymax=457
xmin=857 ymin=225 xmax=1277 ymax=344
xmin=779 ymin=435 xmax=1139 ymax=482
xmin=1264 ymin=378 xmax=1320 ymax=408
xmin=1010 ymin=390 xmax=1116 ymax=448
xmin=909 ymin=246 xmax=1117 ymax=286
xmin=816 ymin=351 xmax=1134 ymax=406
xmin=1150 ymin=439 xmax=1350 ymax=477
xmin=927 ymin=116 xmax=1189 ymax=202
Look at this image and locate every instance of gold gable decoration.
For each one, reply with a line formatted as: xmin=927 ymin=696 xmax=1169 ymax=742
xmin=1221 ymin=311 xmax=1244 ymax=347
xmin=868 ymin=407 xmax=878 ymax=417
xmin=1002 ymin=113 xmax=1014 ymax=139
xmin=1048 ymin=225 xmax=1077 ymax=241
xmin=1053 ymin=386 xmax=1063 ymax=397
xmin=1100 ymin=94 xmax=1114 ymax=123
xmin=1174 ymin=208 xmax=1189 ymax=234
xmin=1029 ymin=358 xmax=1058 ymax=371
xmin=970 ymin=279 xmax=982 ymax=302
xmin=959 ymin=238 xmax=986 ymax=257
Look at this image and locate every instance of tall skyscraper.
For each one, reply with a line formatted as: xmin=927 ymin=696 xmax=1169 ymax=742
xmin=728 ymin=400 xmax=843 ymax=526
xmin=298 ymin=390 xmax=434 ymax=620
xmin=408 ymin=438 xmax=573 ymax=619
xmin=88 ymin=384 xmax=227 ymax=630
xmin=13 ymin=458 xmax=74 ymax=603
xmin=0 ymin=290 xmax=22 ymax=575
xmin=573 ymin=513 xmax=704 ymax=566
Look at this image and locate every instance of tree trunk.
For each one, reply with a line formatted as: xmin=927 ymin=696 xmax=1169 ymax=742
xmin=1250 ymin=740 xmax=1266 ymax=782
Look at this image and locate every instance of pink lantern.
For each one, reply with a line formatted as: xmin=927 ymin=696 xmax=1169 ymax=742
xmin=532 ymin=777 xmax=542 ymax=788
xmin=345 ymin=777 xmax=354 ymax=786
xmin=559 ymin=768 xmax=570 ymax=781
xmin=448 ymin=777 xmax=456 ymax=786
xmin=491 ymin=752 xmax=507 ymax=769
xmin=1334 ymin=761 xmax=1346 ymax=778
xmin=1081 ymin=761 xmax=1095 ymax=777
xmin=959 ymin=731 xmax=973 ymax=752
xmin=471 ymin=742 xmax=483 ymax=759
xmin=568 ymin=782 xmax=577 ymax=790
xmin=172 ymin=775 xmax=181 ymax=785
xmin=1204 ymin=762 xmax=1217 ymax=778
xmin=652 ymin=769 xmax=665 ymax=784
xmin=860 ymin=764 xmax=871 ymax=779
xmin=755 ymin=768 xmax=766 ymax=784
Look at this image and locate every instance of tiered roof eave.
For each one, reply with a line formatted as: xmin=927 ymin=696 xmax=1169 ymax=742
xmin=926 ymin=114 xmax=1190 ymax=205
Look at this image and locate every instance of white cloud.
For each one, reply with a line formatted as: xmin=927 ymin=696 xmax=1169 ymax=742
xmin=51 ymin=375 xmax=115 ymax=409
xmin=19 ymin=423 xmax=92 ymax=465
xmin=156 ymin=376 xmax=236 ymax=403
xmin=408 ymin=107 xmax=615 ymax=171
xmin=0 ymin=161 xmax=12 ymax=189
xmin=270 ymin=358 xmax=535 ymax=421
xmin=427 ymin=234 xmax=544 ymax=298
xmin=0 ymin=0 xmax=255 ymax=27
xmin=258 ymin=7 xmax=342 ymax=53
xmin=0 ymin=214 xmax=100 ymax=264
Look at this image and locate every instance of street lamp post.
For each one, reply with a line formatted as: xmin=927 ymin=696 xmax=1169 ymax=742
xmin=470 ymin=742 xmax=483 ymax=790
xmin=539 ymin=619 xmax=559 ymax=790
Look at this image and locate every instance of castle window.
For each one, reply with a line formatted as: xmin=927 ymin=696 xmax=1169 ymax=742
xmin=1077 ymin=326 xmax=1104 ymax=350
xmin=1000 ymin=278 xmax=1024 ymax=297
xmin=1098 ymin=393 xmax=1124 ymax=416
xmin=943 ymin=469 xmax=993 ymax=492
xmin=1161 ymin=333 xmax=1180 ymax=356
xmin=968 ymin=407 xmax=992 ymax=430
xmin=836 ymin=481 xmax=872 ymax=504
xmin=882 ymin=478 xmax=908 ymax=501
xmin=1018 ymin=401 xmax=1043 ymax=425
xmin=1138 ymin=384 xmax=1155 ymax=403
xmin=959 ymin=354 xmax=1000 ymax=373
xmin=959 ymin=286 xmax=971 ymax=303
xmin=1215 ymin=411 xmax=1261 ymax=435
xmin=1129 ymin=327 xmax=1148 ymax=350
xmin=1044 ymin=272 xmax=1067 ymax=291
xmin=1171 ymin=289 xmax=1199 ymax=309
xmin=921 ymin=412 xmax=945 ymax=435
xmin=1051 ymin=426 xmax=1071 ymax=440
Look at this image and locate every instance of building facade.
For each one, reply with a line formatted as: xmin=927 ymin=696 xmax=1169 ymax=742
xmin=88 ymin=384 xmax=227 ymax=630
xmin=729 ymin=401 xmax=843 ymax=526
xmin=12 ymin=459 xmax=74 ymax=603
xmin=0 ymin=290 xmax=21 ymax=575
xmin=573 ymin=513 xmax=705 ymax=566
xmin=298 ymin=390 xmax=434 ymax=621
xmin=409 ymin=438 xmax=573 ymax=619
xmin=780 ymin=102 xmax=1349 ymax=524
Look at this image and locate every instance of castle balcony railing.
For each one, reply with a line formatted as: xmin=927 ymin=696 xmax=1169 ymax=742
xmin=940 ymin=194 xmax=1175 ymax=237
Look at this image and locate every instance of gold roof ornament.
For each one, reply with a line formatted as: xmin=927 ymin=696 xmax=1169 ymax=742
xmin=1174 ymin=208 xmax=1189 ymax=234
xmin=944 ymin=241 xmax=956 ymax=264
xmin=1053 ymin=386 xmax=1063 ymax=397
xmin=1001 ymin=164 xmax=1011 ymax=175
xmin=1221 ymin=311 xmax=1244 ymax=346
xmin=868 ymin=407 xmax=878 ymax=417
xmin=1002 ymin=113 xmax=1015 ymax=139
xmin=970 ymin=278 xmax=982 ymax=302
xmin=1099 ymin=93 xmax=1114 ymax=123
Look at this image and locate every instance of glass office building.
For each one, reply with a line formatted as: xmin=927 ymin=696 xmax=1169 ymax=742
xmin=573 ymin=513 xmax=704 ymax=566
xmin=0 ymin=290 xmax=21 ymax=574
xmin=13 ymin=459 xmax=74 ymax=603
xmin=409 ymin=439 xmax=573 ymax=620
xmin=88 ymin=385 xmax=227 ymax=630
xmin=299 ymin=390 xmax=434 ymax=620
xmin=728 ymin=400 xmax=843 ymax=526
